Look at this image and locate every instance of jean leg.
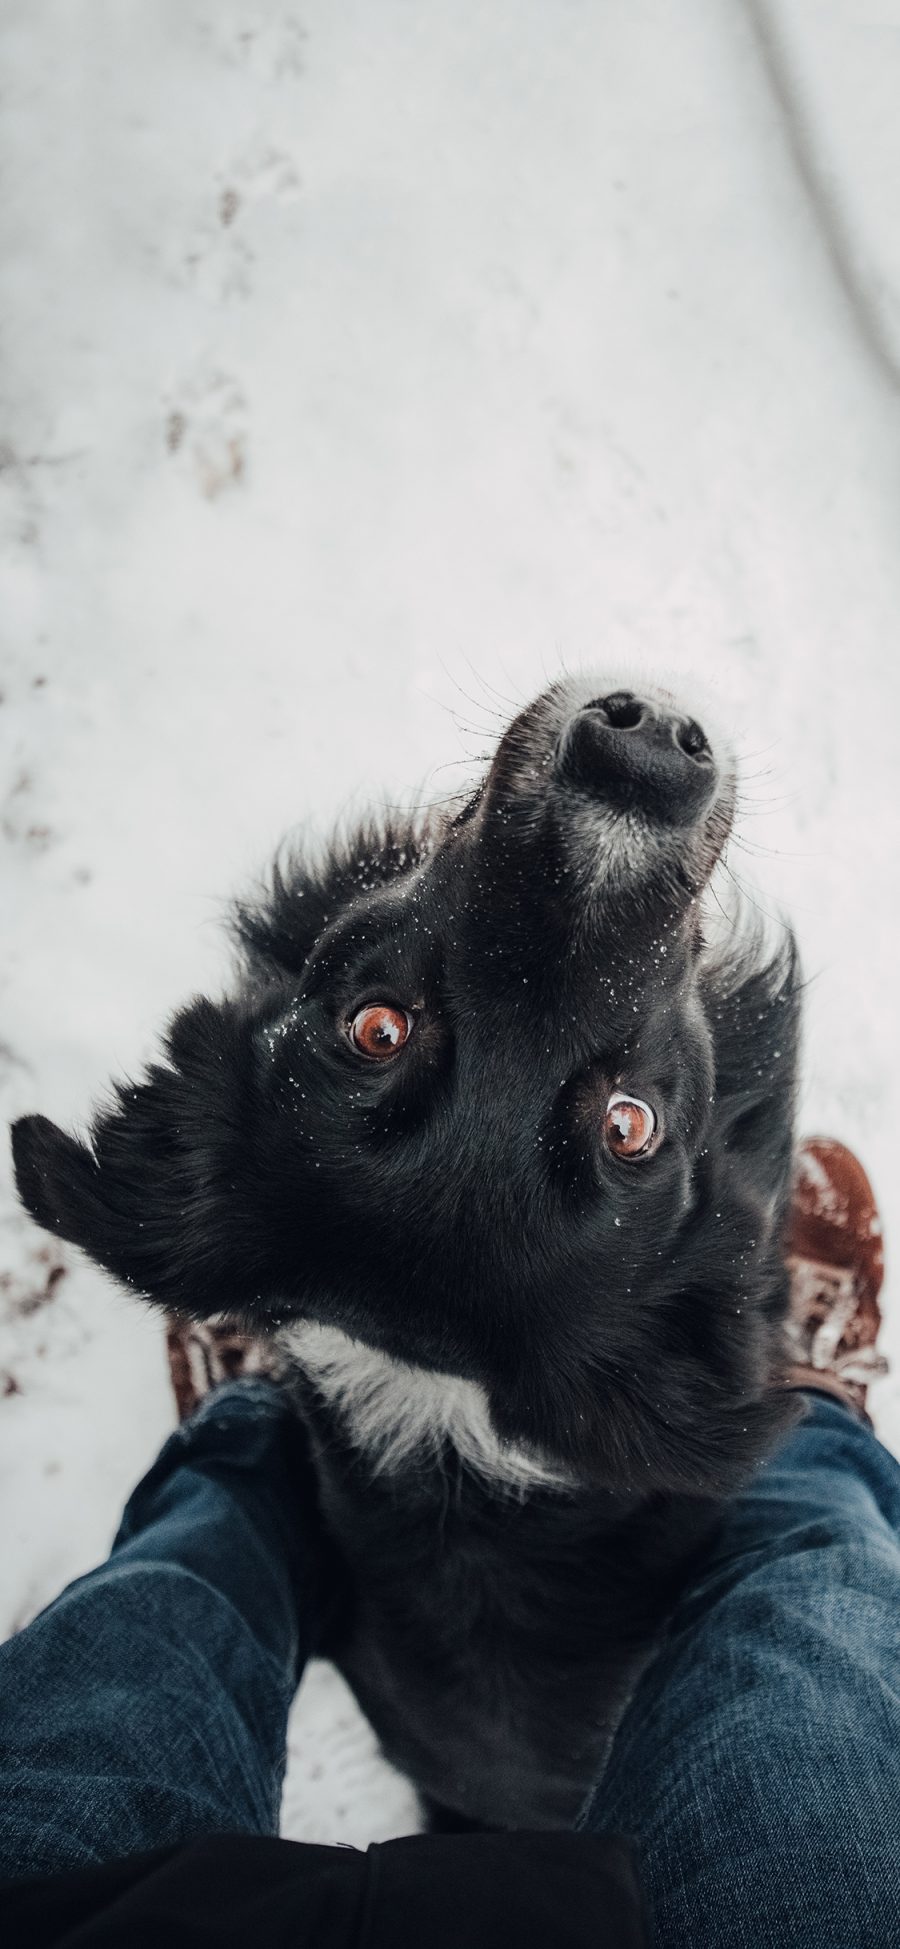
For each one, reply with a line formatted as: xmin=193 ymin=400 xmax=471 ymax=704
xmin=583 ymin=1394 xmax=900 ymax=1949
xmin=0 ymin=1379 xmax=332 ymax=1882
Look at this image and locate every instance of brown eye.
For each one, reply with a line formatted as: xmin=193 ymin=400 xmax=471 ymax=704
xmin=604 ymin=1091 xmax=658 ymax=1160
xmin=349 ymin=1004 xmax=412 ymax=1059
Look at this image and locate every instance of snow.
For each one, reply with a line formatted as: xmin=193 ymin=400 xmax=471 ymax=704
xmin=2 ymin=0 xmax=900 ymax=1846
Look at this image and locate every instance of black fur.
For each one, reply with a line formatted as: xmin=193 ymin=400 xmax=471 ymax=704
xmin=11 ymin=676 xmax=802 ymax=1827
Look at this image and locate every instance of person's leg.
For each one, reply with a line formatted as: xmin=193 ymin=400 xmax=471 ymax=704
xmin=0 ymin=1378 xmax=336 ymax=1883
xmin=582 ymin=1392 xmax=900 ymax=1949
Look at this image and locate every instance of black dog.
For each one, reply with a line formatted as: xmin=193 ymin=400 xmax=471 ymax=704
xmin=12 ymin=676 xmax=801 ymax=1828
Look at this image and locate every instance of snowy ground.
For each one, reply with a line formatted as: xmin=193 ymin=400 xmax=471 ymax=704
xmin=2 ymin=1 xmax=900 ymax=1845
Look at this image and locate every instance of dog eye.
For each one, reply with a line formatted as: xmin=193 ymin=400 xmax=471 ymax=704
xmin=349 ymin=1004 xmax=413 ymax=1059
xmin=604 ymin=1092 xmax=658 ymax=1160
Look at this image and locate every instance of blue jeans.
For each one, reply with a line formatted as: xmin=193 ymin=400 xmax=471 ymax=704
xmin=0 ymin=1384 xmax=898 ymax=1948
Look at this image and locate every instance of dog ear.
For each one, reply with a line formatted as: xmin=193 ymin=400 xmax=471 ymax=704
xmin=11 ymin=1113 xmax=107 ymax=1251
xmin=11 ymin=998 xmax=270 ymax=1317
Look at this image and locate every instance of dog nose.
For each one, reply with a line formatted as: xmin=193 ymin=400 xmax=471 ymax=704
xmin=557 ymin=691 xmax=717 ymax=825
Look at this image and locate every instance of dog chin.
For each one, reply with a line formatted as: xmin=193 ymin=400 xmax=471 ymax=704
xmin=563 ymin=791 xmax=732 ymax=909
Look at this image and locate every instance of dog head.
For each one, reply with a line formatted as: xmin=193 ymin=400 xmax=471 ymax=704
xmin=12 ymin=676 xmax=801 ymax=1490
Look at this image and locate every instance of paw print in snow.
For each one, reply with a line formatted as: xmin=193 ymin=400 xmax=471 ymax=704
xmin=0 ymin=1242 xmax=68 ymax=1321
xmin=171 ymin=141 xmax=302 ymax=303
xmin=164 ymin=371 xmax=248 ymax=500
xmin=233 ymin=13 xmax=308 ymax=80
xmin=217 ymin=142 xmax=302 ymax=227
xmin=2 ymin=768 xmax=56 ymax=853
xmin=0 ymin=440 xmax=78 ymax=552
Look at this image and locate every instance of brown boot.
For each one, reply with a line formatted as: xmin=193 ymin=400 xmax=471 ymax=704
xmin=166 ymin=1316 xmax=276 ymax=1422
xmin=783 ymin=1137 xmax=889 ymax=1422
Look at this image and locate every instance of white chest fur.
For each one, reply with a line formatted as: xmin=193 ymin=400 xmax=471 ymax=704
xmin=278 ymin=1321 xmax=570 ymax=1493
